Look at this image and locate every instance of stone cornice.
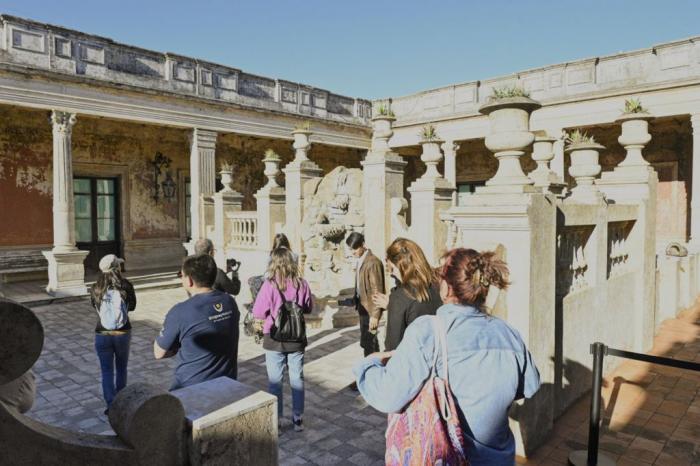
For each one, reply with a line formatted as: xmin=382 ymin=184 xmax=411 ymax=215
xmin=386 ymin=35 xmax=700 ymax=127
xmin=0 ymin=14 xmax=372 ymax=126
xmin=0 ymin=72 xmax=371 ymax=149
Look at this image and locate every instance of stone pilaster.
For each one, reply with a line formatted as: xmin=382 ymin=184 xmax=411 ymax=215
xmin=43 ymin=111 xmax=88 ymax=297
xmin=283 ymin=129 xmax=322 ymax=251
xmin=362 ymin=115 xmax=406 ymax=257
xmin=441 ymin=141 xmax=459 ymax=205
xmin=255 ymin=150 xmax=286 ymax=251
xmin=689 ymin=115 xmax=700 ymax=251
xmin=185 ymin=128 xmax=217 ymax=254
xmin=213 ymin=171 xmax=244 ymax=268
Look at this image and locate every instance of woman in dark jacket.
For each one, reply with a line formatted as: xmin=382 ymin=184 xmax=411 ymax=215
xmin=372 ymin=238 xmax=442 ymax=351
xmin=90 ymin=254 xmax=136 ymax=414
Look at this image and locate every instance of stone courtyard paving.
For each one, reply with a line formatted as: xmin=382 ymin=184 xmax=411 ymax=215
xmin=24 ymin=287 xmax=700 ymax=466
xmin=517 ymin=303 xmax=700 ymax=466
xmin=26 ymin=287 xmax=385 ymax=466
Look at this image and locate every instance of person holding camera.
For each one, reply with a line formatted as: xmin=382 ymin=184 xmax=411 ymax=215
xmin=194 ymin=238 xmax=241 ymax=296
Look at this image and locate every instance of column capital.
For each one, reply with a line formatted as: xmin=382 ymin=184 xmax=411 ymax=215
xmin=50 ymin=110 xmax=76 ymax=133
xmin=190 ymin=128 xmax=217 ymax=149
xmin=441 ymin=141 xmax=460 ymax=154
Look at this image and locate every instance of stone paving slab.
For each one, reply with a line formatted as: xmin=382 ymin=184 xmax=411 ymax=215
xmin=23 ymin=285 xmax=700 ymax=465
xmin=23 ymin=288 xmax=385 ymax=465
xmin=517 ymin=303 xmax=700 ymax=465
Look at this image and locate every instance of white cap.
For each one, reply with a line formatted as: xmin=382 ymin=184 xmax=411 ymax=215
xmin=99 ymin=254 xmax=124 ymax=273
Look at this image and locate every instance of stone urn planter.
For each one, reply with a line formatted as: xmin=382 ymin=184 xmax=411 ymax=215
xmin=420 ymin=138 xmax=444 ymax=179
xmin=478 ymin=96 xmax=542 ymax=188
xmin=218 ymin=167 xmax=234 ymax=192
xmin=370 ymin=114 xmax=395 ymax=154
xmin=292 ymin=128 xmax=312 ymax=162
xmin=565 ymin=141 xmax=606 ymax=203
xmin=529 ymin=135 xmax=565 ymax=193
xmin=615 ymin=112 xmax=653 ymax=171
xmin=262 ymin=149 xmax=281 ymax=188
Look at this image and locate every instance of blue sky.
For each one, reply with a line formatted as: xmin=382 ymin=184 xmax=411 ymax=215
xmin=3 ymin=0 xmax=699 ymax=99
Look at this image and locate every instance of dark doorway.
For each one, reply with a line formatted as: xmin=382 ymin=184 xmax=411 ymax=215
xmin=73 ymin=177 xmax=121 ymax=273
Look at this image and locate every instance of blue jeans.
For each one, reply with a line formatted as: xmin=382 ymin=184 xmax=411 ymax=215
xmin=95 ymin=332 xmax=131 ymax=407
xmin=264 ymin=350 xmax=304 ymax=419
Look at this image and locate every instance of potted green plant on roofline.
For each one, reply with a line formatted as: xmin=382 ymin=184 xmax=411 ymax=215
xmin=371 ymin=100 xmax=396 ymax=134
xmin=615 ymin=98 xmax=653 ymax=169
xmin=418 ymin=124 xmax=444 ymax=179
xmin=478 ymin=86 xmax=541 ymax=187
xmin=564 ymin=130 xmax=606 ymax=203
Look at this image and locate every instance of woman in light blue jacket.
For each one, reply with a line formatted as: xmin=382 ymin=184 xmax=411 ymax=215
xmin=353 ymin=248 xmax=541 ymax=465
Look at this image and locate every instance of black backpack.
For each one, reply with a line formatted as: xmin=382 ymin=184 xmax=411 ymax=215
xmin=270 ymin=280 xmax=307 ymax=343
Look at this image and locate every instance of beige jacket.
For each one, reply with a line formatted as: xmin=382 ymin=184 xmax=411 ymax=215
xmin=356 ymin=250 xmax=385 ymax=319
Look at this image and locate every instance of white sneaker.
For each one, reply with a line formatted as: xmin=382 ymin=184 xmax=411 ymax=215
xmin=292 ymin=415 xmax=303 ymax=432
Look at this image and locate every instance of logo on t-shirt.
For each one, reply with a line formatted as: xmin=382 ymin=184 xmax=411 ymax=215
xmin=214 ymin=302 xmax=223 ymax=313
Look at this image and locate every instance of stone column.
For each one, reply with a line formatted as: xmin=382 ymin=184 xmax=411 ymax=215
xmin=441 ymin=141 xmax=459 ymax=205
xmin=283 ymin=129 xmax=322 ymax=252
xmin=545 ymin=127 xmax=566 ymax=182
xmin=213 ymin=169 xmax=244 ymax=268
xmin=42 ymin=111 xmax=89 ymax=297
xmin=185 ymin=128 xmax=217 ymax=254
xmin=362 ymin=114 xmax=407 ymax=257
xmin=255 ymin=150 xmax=286 ymax=251
xmin=690 ymin=115 xmax=700 ymax=250
xmin=408 ymin=139 xmax=455 ymax=264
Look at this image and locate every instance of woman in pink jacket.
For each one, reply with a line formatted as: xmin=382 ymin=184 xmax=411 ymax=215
xmin=252 ymin=247 xmax=313 ymax=432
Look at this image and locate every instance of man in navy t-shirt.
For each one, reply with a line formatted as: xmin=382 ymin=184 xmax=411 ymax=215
xmin=154 ymin=254 xmax=240 ymax=390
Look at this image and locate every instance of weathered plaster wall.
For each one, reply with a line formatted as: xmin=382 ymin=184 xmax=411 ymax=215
xmin=0 ymin=105 xmax=53 ymax=246
xmin=455 ymin=138 xmax=499 ymax=183
xmin=0 ymin=104 xmax=366 ymax=252
xmin=72 ymin=116 xmax=191 ymax=240
xmin=0 ymin=104 xmax=192 ymax=248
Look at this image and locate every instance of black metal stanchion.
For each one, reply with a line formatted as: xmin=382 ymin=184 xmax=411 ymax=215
xmin=568 ymin=342 xmax=616 ymax=466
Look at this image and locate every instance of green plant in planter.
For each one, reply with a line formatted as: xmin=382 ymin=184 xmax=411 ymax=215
xmin=419 ymin=124 xmax=440 ymax=142
xmin=490 ymin=86 xmax=531 ymax=100
xmin=565 ymin=129 xmax=597 ymax=146
xmin=264 ymin=148 xmax=281 ymax=160
xmin=623 ymin=98 xmax=646 ymax=114
xmin=376 ymin=102 xmax=395 ymax=118
xmin=294 ymin=120 xmax=312 ymax=131
xmin=219 ymin=160 xmax=234 ymax=172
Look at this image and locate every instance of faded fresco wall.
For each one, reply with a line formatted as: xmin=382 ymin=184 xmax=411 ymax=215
xmin=72 ymin=116 xmax=191 ymax=240
xmin=0 ymin=104 xmax=192 ymax=248
xmin=0 ymin=105 xmax=54 ymax=246
xmin=0 ymin=103 xmax=366 ymax=254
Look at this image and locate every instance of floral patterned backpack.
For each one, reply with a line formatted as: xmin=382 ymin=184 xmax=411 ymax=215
xmin=385 ymin=316 xmax=469 ymax=466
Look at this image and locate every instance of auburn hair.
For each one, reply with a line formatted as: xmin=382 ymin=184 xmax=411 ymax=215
xmin=439 ymin=248 xmax=510 ymax=309
xmin=386 ymin=238 xmax=437 ymax=302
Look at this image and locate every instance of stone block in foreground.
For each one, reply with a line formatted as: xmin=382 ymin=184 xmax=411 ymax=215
xmin=172 ymin=376 xmax=278 ymax=466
